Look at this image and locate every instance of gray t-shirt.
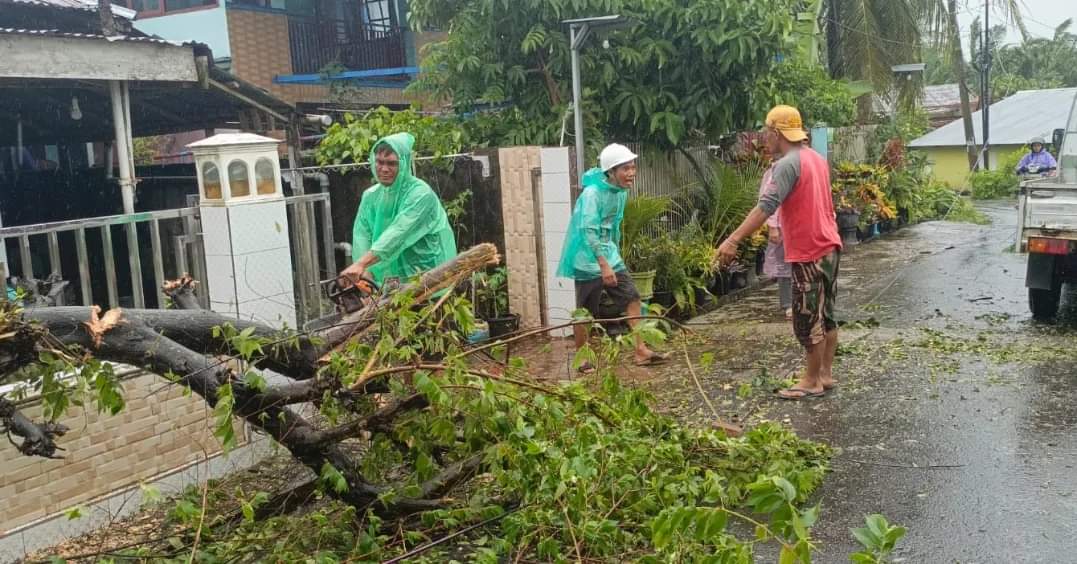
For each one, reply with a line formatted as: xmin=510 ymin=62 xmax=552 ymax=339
xmin=758 ymin=149 xmax=802 ymax=215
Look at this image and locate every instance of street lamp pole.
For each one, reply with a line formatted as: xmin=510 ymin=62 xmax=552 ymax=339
xmin=569 ymin=22 xmax=589 ymax=186
xmin=564 ymin=15 xmax=627 ymax=189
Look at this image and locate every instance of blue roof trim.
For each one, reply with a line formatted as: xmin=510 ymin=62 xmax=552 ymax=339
xmin=273 ymin=66 xmax=419 ymax=85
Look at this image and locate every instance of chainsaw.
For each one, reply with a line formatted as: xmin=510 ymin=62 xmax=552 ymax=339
xmin=304 ymin=274 xmax=380 ymax=333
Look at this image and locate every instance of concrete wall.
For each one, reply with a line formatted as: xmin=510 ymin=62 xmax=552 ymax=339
xmin=0 ymin=369 xmax=242 ymax=540
xmin=134 ymin=5 xmax=232 ymax=60
xmin=917 ymin=144 xmax=1023 ymax=189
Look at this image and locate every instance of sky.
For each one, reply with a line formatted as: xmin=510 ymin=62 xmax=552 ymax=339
xmin=956 ymin=0 xmax=1077 ymax=44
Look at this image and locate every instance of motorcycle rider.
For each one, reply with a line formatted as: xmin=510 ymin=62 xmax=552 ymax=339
xmin=1016 ymin=136 xmax=1058 ymax=175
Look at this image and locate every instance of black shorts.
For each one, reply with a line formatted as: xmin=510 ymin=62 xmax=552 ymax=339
xmin=574 ymin=271 xmax=640 ymax=318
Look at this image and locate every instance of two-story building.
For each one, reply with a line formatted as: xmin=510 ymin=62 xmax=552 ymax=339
xmin=113 ymin=0 xmax=441 ymax=112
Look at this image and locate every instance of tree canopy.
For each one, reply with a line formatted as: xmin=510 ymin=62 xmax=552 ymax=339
xmin=407 ymin=0 xmax=798 ymax=151
xmin=971 ymin=18 xmax=1077 ymax=100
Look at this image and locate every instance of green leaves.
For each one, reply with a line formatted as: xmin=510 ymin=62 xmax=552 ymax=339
xmin=212 ymin=383 xmax=236 ymax=452
xmin=408 ymin=0 xmax=797 ymax=149
xmin=319 ymin=463 xmax=350 ymax=495
xmin=315 ymin=107 xmax=464 ymax=168
xmin=240 ymin=491 xmax=270 ymax=523
xmin=64 ymin=505 xmax=84 ymax=520
xmin=850 ymin=514 xmax=907 ymax=563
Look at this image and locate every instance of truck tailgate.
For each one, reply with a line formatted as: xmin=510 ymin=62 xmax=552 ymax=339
xmin=1023 ymin=182 xmax=1077 ymax=233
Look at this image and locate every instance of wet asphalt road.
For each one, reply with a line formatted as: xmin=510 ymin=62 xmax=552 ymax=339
xmin=775 ymin=203 xmax=1077 ymax=563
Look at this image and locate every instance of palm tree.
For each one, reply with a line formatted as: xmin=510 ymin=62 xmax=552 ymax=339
xmin=823 ymin=0 xmax=924 ymax=112
xmin=918 ymin=0 xmax=1029 ymax=170
xmin=825 ymin=0 xmax=1030 ymax=169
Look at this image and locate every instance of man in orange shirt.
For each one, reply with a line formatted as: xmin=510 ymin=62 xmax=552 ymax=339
xmin=715 ymin=105 xmax=842 ymax=399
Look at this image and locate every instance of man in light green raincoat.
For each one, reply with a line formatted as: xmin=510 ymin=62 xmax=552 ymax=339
xmin=341 ymin=132 xmax=457 ymax=286
xmin=557 ymin=143 xmax=668 ymax=373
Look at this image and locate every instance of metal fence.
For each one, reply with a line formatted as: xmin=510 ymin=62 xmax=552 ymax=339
xmin=626 ymin=144 xmax=717 ymax=232
xmin=829 ymin=125 xmax=878 ymax=164
xmin=0 ymin=208 xmax=207 ymax=309
xmin=287 ymin=15 xmax=406 ymax=74
xmin=285 ymin=192 xmax=337 ymax=325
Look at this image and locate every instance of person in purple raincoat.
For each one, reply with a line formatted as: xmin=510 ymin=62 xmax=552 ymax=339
xmin=1015 ymin=137 xmax=1058 ymax=175
xmin=759 ymin=164 xmax=793 ymax=319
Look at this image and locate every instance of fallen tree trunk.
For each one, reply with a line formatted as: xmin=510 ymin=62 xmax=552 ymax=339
xmin=2 ymin=244 xmax=500 ymax=517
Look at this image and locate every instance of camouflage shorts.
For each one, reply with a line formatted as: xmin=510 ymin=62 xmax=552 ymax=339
xmin=791 ymin=250 xmax=841 ymax=347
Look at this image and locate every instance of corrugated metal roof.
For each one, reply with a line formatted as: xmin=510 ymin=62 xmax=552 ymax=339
xmin=910 ymin=87 xmax=1077 ymax=148
xmin=0 ymin=27 xmax=184 ymax=46
xmin=923 ymin=84 xmax=969 ymax=109
xmin=6 ymin=0 xmax=135 ymax=19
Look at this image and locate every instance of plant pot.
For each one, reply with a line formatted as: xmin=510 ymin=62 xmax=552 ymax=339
xmin=707 ymin=274 xmax=729 ymax=297
xmin=745 ymin=268 xmax=758 ymax=288
xmin=694 ymin=286 xmax=713 ymax=308
xmin=629 ymin=270 xmax=657 ymax=301
xmin=755 ymin=252 xmax=765 ymax=276
xmin=837 ymin=211 xmax=861 ymax=230
xmin=731 ymin=271 xmax=748 ymax=290
xmin=840 ymin=228 xmax=859 ymax=247
xmin=652 ymin=290 xmax=675 ymax=308
xmin=467 ymin=320 xmax=490 ymax=344
xmin=897 ymin=207 xmax=910 ymax=226
xmin=486 ymin=313 xmax=520 ymax=340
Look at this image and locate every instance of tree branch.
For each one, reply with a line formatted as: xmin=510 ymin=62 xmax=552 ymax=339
xmin=315 ymin=393 xmax=429 ymax=446
xmin=0 ymin=396 xmax=68 ymax=458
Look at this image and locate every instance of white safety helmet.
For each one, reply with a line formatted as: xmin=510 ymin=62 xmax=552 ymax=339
xmin=599 ymin=143 xmax=639 ymax=172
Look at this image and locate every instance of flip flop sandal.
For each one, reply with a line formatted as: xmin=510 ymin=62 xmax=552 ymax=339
xmin=634 ymin=352 xmax=670 ymax=367
xmin=577 ymin=361 xmax=597 ymax=375
xmin=777 ymin=387 xmax=825 ymax=400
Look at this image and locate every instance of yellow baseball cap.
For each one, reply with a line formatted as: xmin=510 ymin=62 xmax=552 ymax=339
xmin=765 ymin=105 xmax=808 ymax=143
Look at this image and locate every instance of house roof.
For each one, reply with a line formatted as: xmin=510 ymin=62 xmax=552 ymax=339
xmin=0 ymin=27 xmax=183 ymax=45
xmin=922 ymin=84 xmax=969 ymax=109
xmin=872 ymin=83 xmax=979 ymax=117
xmin=909 ymin=87 xmax=1077 ymax=148
xmin=7 ymin=0 xmax=135 ymax=18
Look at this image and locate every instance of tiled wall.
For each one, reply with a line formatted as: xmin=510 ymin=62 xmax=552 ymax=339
xmin=201 ymin=201 xmax=297 ymax=328
xmin=497 ymin=147 xmax=544 ymax=328
xmin=539 ymin=148 xmax=575 ymax=337
xmin=0 ymin=371 xmax=237 ymax=535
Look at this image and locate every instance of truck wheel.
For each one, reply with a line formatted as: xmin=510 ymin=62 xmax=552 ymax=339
xmin=1030 ymin=285 xmax=1062 ymax=320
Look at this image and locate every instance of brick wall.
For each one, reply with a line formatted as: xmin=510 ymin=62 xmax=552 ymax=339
xmin=0 ymin=371 xmax=237 ymax=534
xmin=226 ymin=8 xmax=294 ymax=101
xmin=226 ymin=7 xmax=412 ymax=107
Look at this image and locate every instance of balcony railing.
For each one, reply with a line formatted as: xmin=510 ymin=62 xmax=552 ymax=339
xmin=288 ymin=16 xmax=407 ymax=75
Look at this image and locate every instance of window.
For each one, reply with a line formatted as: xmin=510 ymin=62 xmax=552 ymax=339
xmin=230 ymin=0 xmax=314 ymax=14
xmin=362 ymin=0 xmax=397 ymax=28
xmin=112 ymin=0 xmax=216 ymax=17
xmin=165 ymin=0 xmax=216 ymax=10
xmin=201 ymin=162 xmax=222 ymax=200
xmin=228 ymin=160 xmax=250 ymax=198
xmin=255 ymin=158 xmax=276 ymax=195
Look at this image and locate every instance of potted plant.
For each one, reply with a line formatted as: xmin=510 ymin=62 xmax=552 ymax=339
xmin=621 ymin=195 xmax=672 ymax=300
xmin=471 ymin=267 xmax=518 ymax=339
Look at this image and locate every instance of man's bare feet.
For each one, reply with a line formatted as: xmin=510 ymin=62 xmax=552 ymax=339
xmin=634 ymin=349 xmax=670 ymax=366
xmin=777 ymin=386 xmax=825 ymax=400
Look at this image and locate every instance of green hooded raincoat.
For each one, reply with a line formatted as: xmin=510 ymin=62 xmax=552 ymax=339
xmin=351 ymin=133 xmax=457 ymax=285
xmin=556 ymin=167 xmax=628 ymax=280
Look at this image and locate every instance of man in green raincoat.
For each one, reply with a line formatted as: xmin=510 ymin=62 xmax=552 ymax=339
xmin=341 ymin=132 xmax=457 ymax=286
xmin=557 ymin=143 xmax=668 ymax=373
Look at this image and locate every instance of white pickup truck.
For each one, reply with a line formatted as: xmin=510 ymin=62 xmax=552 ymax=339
xmin=1017 ymin=95 xmax=1077 ymax=319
